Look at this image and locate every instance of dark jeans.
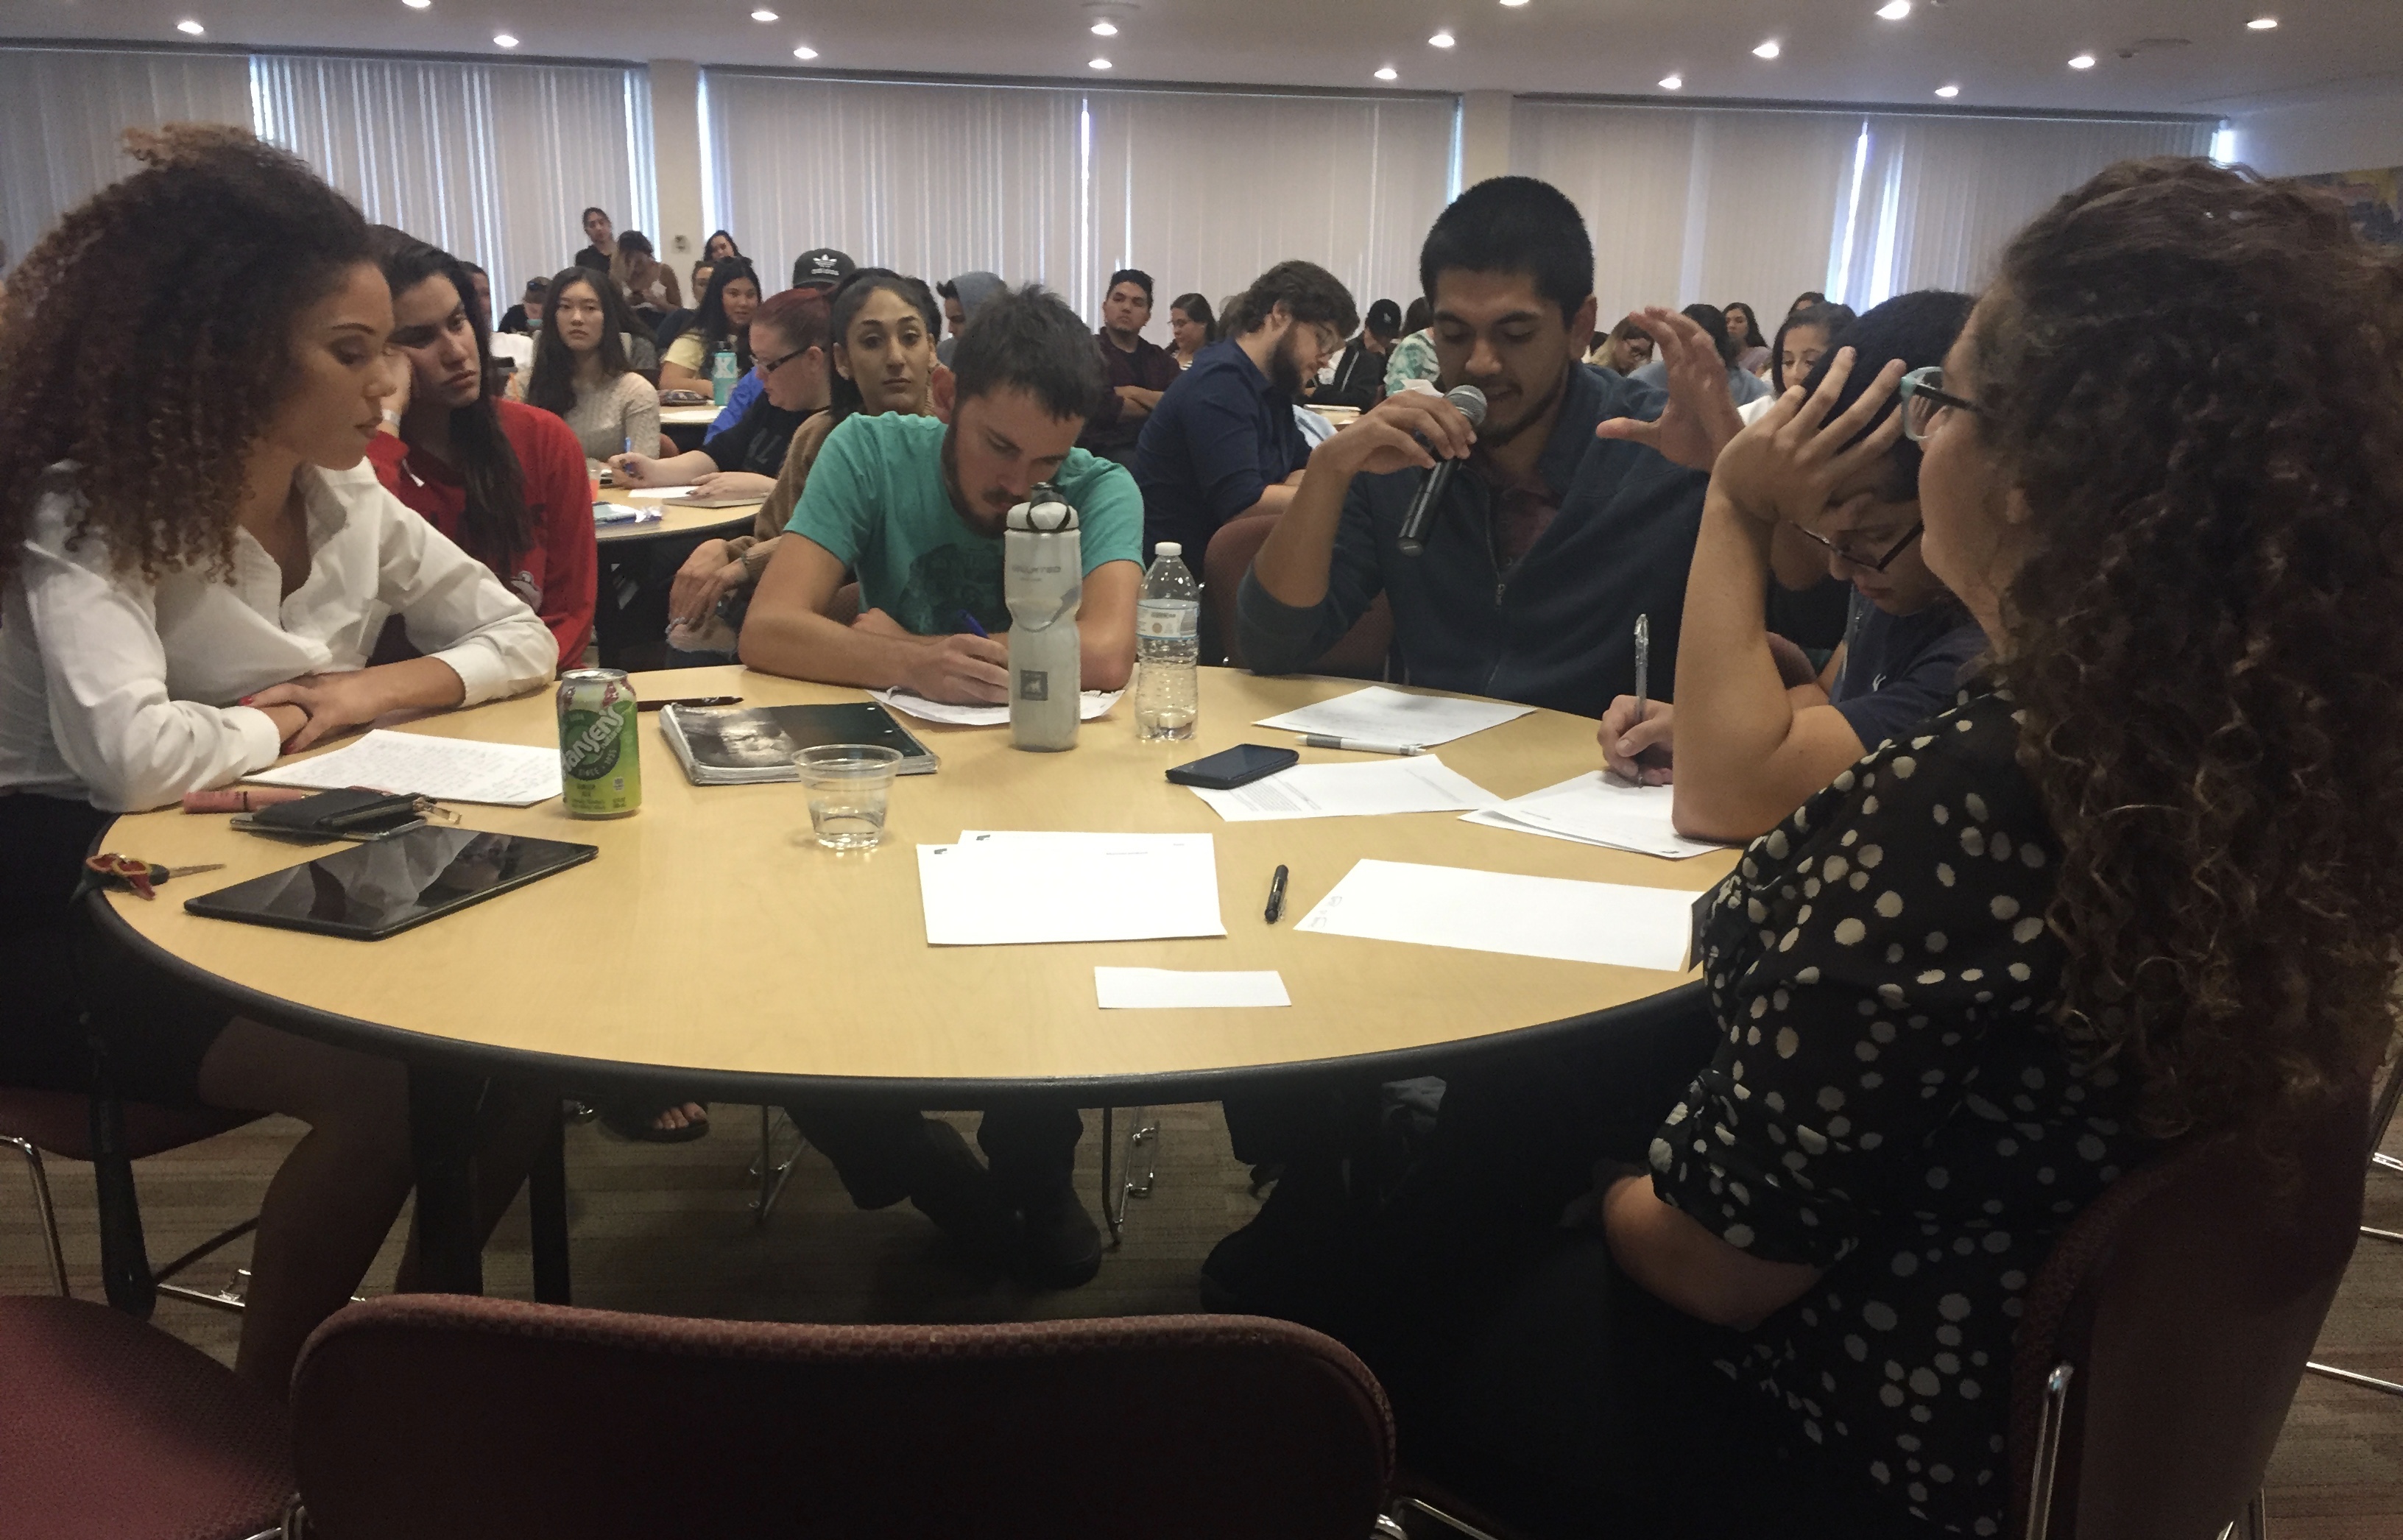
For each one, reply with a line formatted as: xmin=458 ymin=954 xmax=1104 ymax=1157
xmin=785 ymin=1101 xmax=1083 ymax=1209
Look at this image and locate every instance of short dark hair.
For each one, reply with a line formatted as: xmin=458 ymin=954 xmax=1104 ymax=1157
xmin=1682 ymin=303 xmax=1737 ymax=367
xmin=950 ymin=283 xmax=1108 ymax=422
xmin=1799 ymin=289 xmax=1973 ymax=498
xmin=461 ymin=260 xmax=487 ymax=278
xmin=580 ymin=206 xmax=609 ymax=224
xmin=936 ymin=278 xmax=959 ymax=300
xmin=1364 ymin=297 xmax=1402 ymax=340
xmin=616 ymin=230 xmax=654 ymax=257
xmin=1234 ymin=260 xmax=1358 ymax=339
xmin=1419 ymin=176 xmax=1592 ymax=327
xmin=1107 ymin=268 xmax=1154 ymax=303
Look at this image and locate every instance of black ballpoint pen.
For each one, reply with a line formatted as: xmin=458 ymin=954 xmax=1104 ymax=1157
xmin=1265 ymin=863 xmax=1290 ymax=925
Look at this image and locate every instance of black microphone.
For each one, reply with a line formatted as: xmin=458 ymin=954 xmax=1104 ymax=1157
xmin=1395 ymin=385 xmax=1487 ymax=557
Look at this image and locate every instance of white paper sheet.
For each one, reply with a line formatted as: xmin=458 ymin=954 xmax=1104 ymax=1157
xmin=917 ymin=831 xmax=1226 ymax=945
xmin=1188 ymin=757 xmax=1499 ymax=822
xmin=870 ymin=689 xmax=1122 ymax=729
xmin=617 ymin=486 xmax=697 ymax=500
xmin=1462 ymin=773 xmax=1726 ymax=860
xmin=1295 ymin=858 xmax=1695 ymax=972
xmin=1095 ymin=968 xmax=1291 ymax=1009
xmin=246 ymin=729 xmax=562 ymax=806
xmin=1254 ymin=686 xmax=1534 ymax=748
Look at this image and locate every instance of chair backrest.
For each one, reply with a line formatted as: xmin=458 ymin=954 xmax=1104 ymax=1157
xmin=2008 ymin=1083 xmax=2368 ymax=1539
xmin=1203 ymin=510 xmax=1394 ymax=679
xmin=292 ymin=1298 xmax=1393 ymax=1540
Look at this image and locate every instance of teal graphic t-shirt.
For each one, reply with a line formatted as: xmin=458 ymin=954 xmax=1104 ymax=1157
xmin=784 ymin=412 xmax=1143 ymax=636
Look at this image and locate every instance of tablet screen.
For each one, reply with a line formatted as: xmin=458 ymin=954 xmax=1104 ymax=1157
xmin=183 ymin=827 xmax=598 ymax=941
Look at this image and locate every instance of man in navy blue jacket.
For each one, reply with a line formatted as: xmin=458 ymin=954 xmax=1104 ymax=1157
xmin=1238 ymin=177 xmax=1740 ymax=718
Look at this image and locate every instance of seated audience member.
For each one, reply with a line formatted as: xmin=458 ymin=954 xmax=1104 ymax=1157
xmin=1079 ymin=267 xmax=1183 ymax=467
xmin=1168 ymin=292 xmax=1215 ymax=369
xmin=1788 ymin=288 xmax=1828 ymax=315
xmin=1740 ymin=300 xmax=1859 ymax=426
xmin=666 ymin=270 xmax=933 ymax=660
xmin=934 ymin=269 xmax=1004 ymax=365
xmin=368 ymin=233 xmax=598 ymax=669
xmin=511 ymin=266 xmax=663 ymax=467
xmin=0 ymin=127 xmax=558 ymax=1399
xmin=461 ymin=261 xmax=494 ymax=327
xmin=1383 ymin=294 xmax=1439 ymax=395
xmin=791 ymin=245 xmax=855 ymax=293
xmin=574 ymin=205 xmax=615 ymax=272
xmin=610 ymin=230 xmax=681 ymax=325
xmin=1633 ymin=303 xmax=1773 ymax=406
xmin=741 ymin=287 xmax=1143 ymax=1286
xmin=1601 ymin=292 xmax=1983 ymax=843
xmin=1316 ymin=297 xmax=1402 ymax=409
xmin=1722 ymin=300 xmax=1771 ymax=375
xmin=1587 ymin=311 xmax=1656 ymax=375
xmin=704 ymin=228 xmax=741 ymax=264
xmin=496 ymin=274 xmax=547 ymax=335
xmin=658 ymin=256 xmax=762 ymax=396
xmin=1756 ymin=300 xmax=1866 ymax=651
xmin=1133 ymin=259 xmax=1356 ymax=563
xmin=1238 ymin=177 xmax=1730 ymax=718
xmin=612 ymin=286 xmax=832 ymax=502
xmin=1226 ymin=156 xmax=2403 ymax=1540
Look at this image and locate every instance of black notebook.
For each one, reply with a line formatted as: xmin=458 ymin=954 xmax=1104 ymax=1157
xmin=655 ymin=700 xmax=939 ymax=784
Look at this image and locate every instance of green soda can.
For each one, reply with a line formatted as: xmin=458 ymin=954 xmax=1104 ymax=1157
xmin=557 ymin=668 xmax=641 ymax=817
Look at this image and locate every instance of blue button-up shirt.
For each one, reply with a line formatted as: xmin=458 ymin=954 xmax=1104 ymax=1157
xmin=1132 ymin=337 xmax=1310 ymax=562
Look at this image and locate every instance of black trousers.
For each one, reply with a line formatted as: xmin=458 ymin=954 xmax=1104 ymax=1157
xmin=783 ymin=1101 xmax=1082 ymax=1209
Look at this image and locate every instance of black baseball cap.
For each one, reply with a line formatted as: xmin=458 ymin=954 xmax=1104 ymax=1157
xmin=1366 ymin=298 xmax=1402 ymax=334
xmin=792 ymin=247 xmax=856 ymax=290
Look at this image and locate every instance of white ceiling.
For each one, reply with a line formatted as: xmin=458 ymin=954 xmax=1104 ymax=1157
xmin=2 ymin=0 xmax=2398 ymax=114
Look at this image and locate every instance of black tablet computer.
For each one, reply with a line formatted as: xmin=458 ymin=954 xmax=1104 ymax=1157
xmin=183 ymin=827 xmax=598 ymax=942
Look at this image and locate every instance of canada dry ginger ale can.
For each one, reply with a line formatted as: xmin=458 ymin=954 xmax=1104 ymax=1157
xmin=557 ymin=668 xmax=641 ymax=817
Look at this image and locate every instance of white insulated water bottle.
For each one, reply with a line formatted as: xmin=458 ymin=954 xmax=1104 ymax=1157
xmin=1004 ymin=481 xmax=1081 ymax=752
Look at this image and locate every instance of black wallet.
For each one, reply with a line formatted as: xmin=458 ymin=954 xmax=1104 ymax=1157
xmin=238 ymin=788 xmax=428 ymax=841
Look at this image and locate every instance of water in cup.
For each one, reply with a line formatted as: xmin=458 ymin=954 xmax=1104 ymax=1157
xmin=794 ymin=743 xmax=901 ymax=851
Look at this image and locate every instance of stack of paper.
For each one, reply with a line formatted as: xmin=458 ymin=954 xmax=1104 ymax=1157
xmin=1295 ymin=858 xmax=1696 ymax=972
xmin=1187 ymin=757 xmax=1498 ymax=822
xmin=246 ymin=729 xmax=562 ymax=806
xmin=871 ymin=689 xmax=1122 ymax=729
xmin=1095 ymin=968 xmax=1290 ymax=1009
xmin=1464 ymin=772 xmax=1725 ymax=860
xmin=1255 ymin=685 xmax=1534 ymax=748
xmin=917 ymin=831 xmax=1226 ymax=945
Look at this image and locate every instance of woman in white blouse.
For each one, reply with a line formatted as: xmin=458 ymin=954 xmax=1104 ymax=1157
xmin=0 ymin=126 xmax=558 ymax=1398
xmin=512 ymin=266 xmax=663 ymax=465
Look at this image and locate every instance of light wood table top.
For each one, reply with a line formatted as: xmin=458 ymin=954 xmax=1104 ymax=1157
xmin=97 ymin=668 xmax=1735 ymax=1102
xmin=659 ymin=404 xmax=720 ymax=425
xmin=593 ymin=483 xmax=759 ymax=545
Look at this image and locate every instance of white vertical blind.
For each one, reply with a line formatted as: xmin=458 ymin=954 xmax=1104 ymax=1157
xmin=0 ymin=46 xmax=253 ymax=271
xmin=250 ymin=54 xmax=655 ymax=294
xmin=701 ymin=72 xmax=1084 ymax=304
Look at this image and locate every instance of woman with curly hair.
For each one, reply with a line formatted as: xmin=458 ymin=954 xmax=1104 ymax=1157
xmin=0 ymin=126 xmax=560 ymax=1396
xmin=1219 ymin=158 xmax=2403 ymax=1538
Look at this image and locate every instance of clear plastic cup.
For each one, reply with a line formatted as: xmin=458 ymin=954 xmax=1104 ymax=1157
xmin=795 ymin=743 xmax=902 ymax=850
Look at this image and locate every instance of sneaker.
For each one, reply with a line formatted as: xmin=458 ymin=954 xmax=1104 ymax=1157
xmin=908 ymin=1120 xmax=1020 ymax=1274
xmin=1015 ymin=1179 xmax=1104 ymax=1290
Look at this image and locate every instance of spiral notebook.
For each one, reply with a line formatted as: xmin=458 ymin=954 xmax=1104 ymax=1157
xmin=655 ymin=700 xmax=939 ymax=785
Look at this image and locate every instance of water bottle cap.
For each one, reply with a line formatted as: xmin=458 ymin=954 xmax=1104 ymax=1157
xmin=1154 ymin=542 xmax=1182 ymax=557
xmin=1006 ymin=481 xmax=1079 ymax=531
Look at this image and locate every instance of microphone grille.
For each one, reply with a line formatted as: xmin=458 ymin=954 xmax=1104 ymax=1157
xmin=1445 ymin=384 xmax=1489 ymax=428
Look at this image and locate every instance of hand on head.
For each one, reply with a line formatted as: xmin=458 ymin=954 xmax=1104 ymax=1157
xmin=1713 ymin=346 xmax=1908 ymax=525
xmin=1593 ymin=306 xmax=1746 ymax=471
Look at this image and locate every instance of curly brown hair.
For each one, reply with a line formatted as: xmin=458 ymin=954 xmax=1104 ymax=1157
xmin=0 ymin=125 xmax=376 ymax=587
xmin=1978 ymin=158 xmax=2403 ymax=1138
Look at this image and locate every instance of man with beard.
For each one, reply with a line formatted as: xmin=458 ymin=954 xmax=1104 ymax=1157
xmin=1239 ymin=177 xmax=1740 ymax=718
xmin=1133 ymin=259 xmax=1356 ymax=564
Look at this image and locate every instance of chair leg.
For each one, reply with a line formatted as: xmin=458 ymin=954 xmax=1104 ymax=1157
xmin=747 ymin=1106 xmax=801 ymax=1225
xmin=2304 ymin=1360 xmax=2403 ymax=1397
xmin=2243 ymin=1489 xmax=2268 ymax=1540
xmin=1390 ymin=1496 xmax=1508 ymax=1540
xmin=528 ymin=1109 xmax=570 ymax=1304
xmin=1098 ymin=1106 xmax=1162 ymax=1248
xmin=6 ymin=1134 xmax=71 ymax=1297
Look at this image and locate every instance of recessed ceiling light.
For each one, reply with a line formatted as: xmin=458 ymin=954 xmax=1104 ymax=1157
xmin=750 ymin=8 xmax=777 ymax=20
xmin=1429 ymin=31 xmax=1455 ymax=48
xmin=176 ymin=18 xmax=204 ymax=33
xmin=1753 ymin=40 xmax=1781 ymax=60
xmin=1089 ymin=57 xmax=1112 ymax=69
xmin=791 ymin=44 xmax=816 ymax=59
xmin=1935 ymin=83 xmax=1960 ymax=97
xmin=2068 ymin=53 xmax=2096 ymax=69
xmin=1500 ymin=0 xmax=1529 ymax=7
xmin=403 ymin=0 xmax=431 ymax=9
xmin=1091 ymin=20 xmax=1117 ymax=35
xmin=2248 ymin=16 xmax=2279 ymax=29
xmin=1659 ymin=74 xmax=1684 ymax=90
xmin=1374 ymin=66 xmax=1398 ymax=80
xmin=1876 ymin=1 xmax=1911 ymax=18
xmin=493 ymin=32 xmax=518 ymax=47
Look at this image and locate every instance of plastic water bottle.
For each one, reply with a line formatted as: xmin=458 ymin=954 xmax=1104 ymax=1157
xmin=709 ymin=345 xmax=737 ymax=407
xmin=1004 ymin=482 xmax=1082 ymax=752
xmin=1135 ymin=543 xmax=1200 ymax=742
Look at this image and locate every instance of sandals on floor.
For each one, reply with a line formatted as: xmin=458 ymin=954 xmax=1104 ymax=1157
xmin=598 ymin=1098 xmax=712 ymax=1143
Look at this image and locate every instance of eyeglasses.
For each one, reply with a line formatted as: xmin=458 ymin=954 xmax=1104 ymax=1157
xmin=753 ymin=345 xmax=805 ymax=376
xmin=1785 ymin=517 xmax=1924 ymax=573
xmin=1898 ymin=364 xmax=1980 ymax=442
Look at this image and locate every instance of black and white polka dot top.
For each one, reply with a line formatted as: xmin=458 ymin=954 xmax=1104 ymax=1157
xmin=1655 ymin=682 xmax=2150 ymax=1536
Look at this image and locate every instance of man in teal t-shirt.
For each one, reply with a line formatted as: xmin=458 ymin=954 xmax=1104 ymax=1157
xmin=743 ymin=285 xmax=1143 ymax=703
xmin=741 ymin=284 xmax=1137 ymax=1294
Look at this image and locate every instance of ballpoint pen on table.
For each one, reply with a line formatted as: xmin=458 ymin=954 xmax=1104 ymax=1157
xmin=1298 ymin=734 xmax=1425 ymax=757
xmin=1265 ymin=863 xmax=1290 ymax=925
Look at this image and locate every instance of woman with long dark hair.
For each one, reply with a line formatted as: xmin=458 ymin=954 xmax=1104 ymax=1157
xmin=1168 ymin=292 xmax=1215 ymax=368
xmin=1721 ymin=300 xmax=1771 ymax=375
xmin=515 ymin=266 xmax=660 ymax=465
xmin=704 ymin=228 xmax=741 ymax=264
xmin=366 ymin=232 xmax=599 ymax=667
xmin=659 ymin=255 xmax=762 ymax=395
xmin=0 ymin=126 xmax=558 ymax=1397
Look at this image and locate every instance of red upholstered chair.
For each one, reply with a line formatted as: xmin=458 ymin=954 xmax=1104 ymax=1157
xmin=2008 ymin=1083 xmax=2369 ymax=1540
xmin=1203 ymin=512 xmax=1394 ymax=679
xmin=0 ymin=1293 xmax=294 ymax=1540
xmin=290 ymin=1298 xmax=1393 ymax=1539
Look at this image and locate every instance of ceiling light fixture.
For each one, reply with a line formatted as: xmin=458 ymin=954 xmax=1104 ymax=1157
xmin=1089 ymin=57 xmax=1113 ymax=69
xmin=791 ymin=44 xmax=817 ymax=59
xmin=176 ymin=18 xmax=205 ymax=33
xmin=1429 ymin=31 xmax=1455 ymax=48
xmin=1091 ymin=20 xmax=1117 ymax=35
xmin=1753 ymin=40 xmax=1781 ymax=60
xmin=1375 ymin=66 xmax=1398 ymax=80
xmin=2068 ymin=53 xmax=2096 ymax=69
xmin=403 ymin=0 xmax=431 ymax=9
xmin=493 ymin=32 xmax=518 ymax=47
xmin=1875 ymin=1 xmax=1910 ymax=18
xmin=1935 ymin=83 xmax=1961 ymax=97
xmin=1500 ymin=0 xmax=1529 ymax=7
xmin=1659 ymin=73 xmax=1684 ymax=90
xmin=750 ymin=8 xmax=777 ymax=20
xmin=2248 ymin=16 xmax=2279 ymax=29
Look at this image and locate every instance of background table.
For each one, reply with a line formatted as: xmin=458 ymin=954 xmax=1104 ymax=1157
xmin=592 ymin=484 xmax=758 ymax=547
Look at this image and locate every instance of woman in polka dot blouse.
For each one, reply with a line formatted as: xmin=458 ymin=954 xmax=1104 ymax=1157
xmin=1257 ymin=161 xmax=2403 ymax=1539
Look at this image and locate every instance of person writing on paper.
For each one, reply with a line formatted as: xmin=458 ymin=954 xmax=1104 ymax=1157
xmin=0 ymin=127 xmax=560 ymax=1398
xmin=610 ymin=285 xmax=829 ymax=501
xmin=740 ymin=283 xmax=1142 ymax=706
xmin=1599 ymin=294 xmax=1985 ymax=842
xmin=1239 ymin=175 xmax=1735 ymax=718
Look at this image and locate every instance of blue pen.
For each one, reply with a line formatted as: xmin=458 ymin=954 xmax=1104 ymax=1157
xmin=956 ymin=610 xmax=989 ymax=638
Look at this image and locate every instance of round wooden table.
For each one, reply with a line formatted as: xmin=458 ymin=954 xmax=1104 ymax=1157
xmin=92 ymin=667 xmax=1735 ymax=1290
xmin=593 ymin=485 xmax=759 ymax=547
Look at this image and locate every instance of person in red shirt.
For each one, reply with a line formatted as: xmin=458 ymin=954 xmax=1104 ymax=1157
xmin=367 ymin=231 xmax=597 ymax=668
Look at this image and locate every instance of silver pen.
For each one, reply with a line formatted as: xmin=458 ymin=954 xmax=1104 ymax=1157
xmin=1634 ymin=613 xmax=1651 ymax=721
xmin=1299 ymin=734 xmax=1426 ymax=756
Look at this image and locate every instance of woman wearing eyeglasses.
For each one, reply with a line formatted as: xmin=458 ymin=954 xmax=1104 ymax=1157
xmin=608 ymin=286 xmax=833 ymax=504
xmin=1598 ymin=291 xmax=1985 ymax=844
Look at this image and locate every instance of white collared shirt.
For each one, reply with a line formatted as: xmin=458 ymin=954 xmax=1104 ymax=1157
xmin=1 ymin=459 xmax=557 ymax=811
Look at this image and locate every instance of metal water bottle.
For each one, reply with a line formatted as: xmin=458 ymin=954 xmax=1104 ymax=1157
xmin=1003 ymin=481 xmax=1081 ymax=752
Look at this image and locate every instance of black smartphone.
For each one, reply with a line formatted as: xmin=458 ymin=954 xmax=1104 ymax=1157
xmin=1165 ymin=743 xmax=1300 ymax=791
